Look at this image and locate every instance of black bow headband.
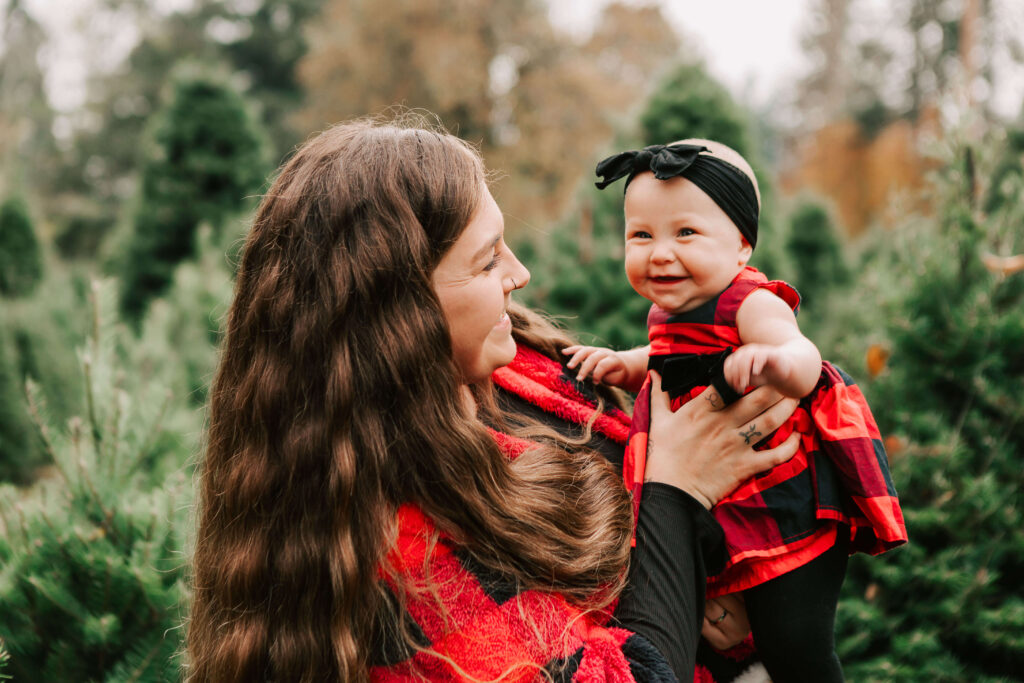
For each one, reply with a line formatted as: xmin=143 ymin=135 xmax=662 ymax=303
xmin=595 ymin=143 xmax=760 ymax=248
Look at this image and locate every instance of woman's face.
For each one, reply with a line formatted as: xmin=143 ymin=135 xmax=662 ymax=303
xmin=432 ymin=186 xmax=530 ymax=385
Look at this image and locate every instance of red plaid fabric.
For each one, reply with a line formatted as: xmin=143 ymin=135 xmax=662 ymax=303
xmin=624 ymin=267 xmax=908 ymax=598
xmin=370 ymin=346 xmax=673 ymax=682
xmin=370 ymin=345 xmax=758 ymax=681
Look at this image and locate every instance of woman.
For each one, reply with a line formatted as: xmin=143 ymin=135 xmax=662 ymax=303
xmin=187 ymin=114 xmax=799 ymax=682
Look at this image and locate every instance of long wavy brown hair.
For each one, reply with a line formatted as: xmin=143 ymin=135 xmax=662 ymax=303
xmin=187 ymin=114 xmax=632 ymax=683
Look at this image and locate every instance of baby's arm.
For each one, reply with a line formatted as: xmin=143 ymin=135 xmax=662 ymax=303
xmin=726 ymin=289 xmax=822 ymax=398
xmin=562 ymin=344 xmax=650 ymax=392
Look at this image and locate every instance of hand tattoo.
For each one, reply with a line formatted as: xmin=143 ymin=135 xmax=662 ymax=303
xmin=740 ymin=424 xmax=762 ymax=445
xmin=705 ymin=389 xmax=723 ymax=410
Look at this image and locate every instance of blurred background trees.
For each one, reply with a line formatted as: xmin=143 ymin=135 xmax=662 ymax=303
xmin=0 ymin=0 xmax=1022 ymax=678
xmin=115 ymin=65 xmax=267 ymax=322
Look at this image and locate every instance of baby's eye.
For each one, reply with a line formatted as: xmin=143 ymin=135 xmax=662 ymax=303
xmin=677 ymin=228 xmax=696 ymax=237
xmin=629 ymin=230 xmax=652 ymax=239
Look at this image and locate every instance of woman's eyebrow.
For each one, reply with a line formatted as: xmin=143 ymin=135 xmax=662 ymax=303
xmin=471 ymin=234 xmax=501 ymax=262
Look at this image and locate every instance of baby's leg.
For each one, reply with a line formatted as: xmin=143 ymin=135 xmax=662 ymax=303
xmin=743 ymin=534 xmax=849 ymax=683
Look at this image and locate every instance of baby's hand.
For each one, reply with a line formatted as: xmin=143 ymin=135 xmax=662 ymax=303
xmin=562 ymin=345 xmax=631 ymax=387
xmin=723 ymin=343 xmax=797 ymax=396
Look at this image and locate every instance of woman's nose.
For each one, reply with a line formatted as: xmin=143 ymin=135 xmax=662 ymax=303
xmin=506 ymin=249 xmax=531 ymax=290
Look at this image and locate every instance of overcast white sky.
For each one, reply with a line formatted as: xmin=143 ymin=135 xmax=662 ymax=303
xmin=548 ymin=0 xmax=812 ymax=108
xmin=15 ymin=0 xmax=1024 ymax=121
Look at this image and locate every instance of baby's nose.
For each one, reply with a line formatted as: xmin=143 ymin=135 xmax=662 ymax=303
xmin=651 ymin=244 xmax=677 ymax=263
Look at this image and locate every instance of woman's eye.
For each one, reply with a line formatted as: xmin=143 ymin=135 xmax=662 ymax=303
xmin=483 ymin=253 xmax=503 ymax=271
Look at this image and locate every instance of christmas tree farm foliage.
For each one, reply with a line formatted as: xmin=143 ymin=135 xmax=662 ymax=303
xmin=0 ymin=281 xmax=191 ymax=681
xmin=0 ymin=195 xmax=43 ymax=298
xmin=117 ymin=64 xmax=267 ymax=324
xmin=832 ymin=135 xmax=1024 ymax=681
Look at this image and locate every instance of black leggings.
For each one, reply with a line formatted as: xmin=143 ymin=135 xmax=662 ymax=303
xmin=743 ymin=534 xmax=849 ymax=683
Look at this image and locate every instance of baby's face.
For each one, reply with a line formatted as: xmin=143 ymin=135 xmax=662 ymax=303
xmin=624 ymin=172 xmax=751 ymax=314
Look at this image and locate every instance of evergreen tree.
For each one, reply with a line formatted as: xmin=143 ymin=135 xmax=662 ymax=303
xmin=0 ymin=195 xmax=43 ymax=298
xmin=0 ymin=280 xmax=190 ymax=681
xmin=784 ymin=195 xmax=849 ymax=313
xmin=118 ymin=64 xmax=266 ymax=323
xmin=0 ymin=326 xmax=37 ymax=483
xmin=984 ymin=120 xmax=1024 ymax=214
xmin=832 ymin=137 xmax=1024 ymax=680
xmin=0 ymin=271 xmax=90 ymax=484
xmin=638 ymin=62 xmax=753 ymax=157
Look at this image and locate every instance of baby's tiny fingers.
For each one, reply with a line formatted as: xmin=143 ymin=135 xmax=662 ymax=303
xmin=576 ymin=353 xmax=600 ymax=380
xmin=564 ymin=347 xmax=592 ymax=369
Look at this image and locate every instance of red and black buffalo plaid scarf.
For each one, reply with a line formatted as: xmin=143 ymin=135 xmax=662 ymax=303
xmin=370 ymin=345 xmax=763 ymax=681
xmin=623 ymin=268 xmax=908 ymax=598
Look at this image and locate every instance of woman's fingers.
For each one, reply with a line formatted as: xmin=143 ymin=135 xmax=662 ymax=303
xmin=648 ymin=370 xmax=672 ymax=416
xmin=722 ymin=384 xmax=791 ymax=425
xmin=701 ymin=594 xmax=751 ymax=650
xmin=736 ymin=392 xmax=799 ymax=436
xmin=735 ymin=431 xmax=800 ymax=481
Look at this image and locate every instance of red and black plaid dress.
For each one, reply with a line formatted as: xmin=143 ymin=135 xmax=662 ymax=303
xmin=624 ymin=267 xmax=908 ymax=598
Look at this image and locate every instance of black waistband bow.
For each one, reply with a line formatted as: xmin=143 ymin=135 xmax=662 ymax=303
xmin=649 ymin=349 xmax=743 ymax=406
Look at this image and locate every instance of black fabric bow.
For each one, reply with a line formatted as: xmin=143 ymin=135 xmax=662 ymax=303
xmin=595 ymin=144 xmax=707 ymax=190
xmin=648 ymin=349 xmax=742 ymax=405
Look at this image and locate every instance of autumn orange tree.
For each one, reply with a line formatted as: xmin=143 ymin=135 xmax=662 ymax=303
xmin=294 ymin=0 xmax=680 ymax=229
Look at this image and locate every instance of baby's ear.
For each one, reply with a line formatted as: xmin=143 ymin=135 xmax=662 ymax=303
xmin=738 ymin=237 xmax=753 ymax=265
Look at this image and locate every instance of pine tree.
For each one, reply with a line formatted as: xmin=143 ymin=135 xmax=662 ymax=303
xmin=984 ymin=119 xmax=1024 ymax=214
xmin=784 ymin=195 xmax=849 ymax=314
xmin=0 ymin=280 xmax=191 ymax=681
xmin=118 ymin=64 xmax=266 ymax=323
xmin=0 ymin=325 xmax=38 ymax=483
xmin=832 ymin=134 xmax=1024 ymax=680
xmin=0 ymin=195 xmax=43 ymax=298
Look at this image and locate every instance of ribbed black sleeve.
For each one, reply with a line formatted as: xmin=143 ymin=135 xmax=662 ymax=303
xmin=613 ymin=483 xmax=727 ymax=682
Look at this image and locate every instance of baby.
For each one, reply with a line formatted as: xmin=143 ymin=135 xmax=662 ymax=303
xmin=564 ymin=141 xmax=908 ymax=682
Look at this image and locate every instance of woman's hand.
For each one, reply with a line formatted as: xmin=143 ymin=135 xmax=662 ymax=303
xmin=643 ymin=371 xmax=800 ymax=509
xmin=701 ymin=594 xmax=750 ymax=651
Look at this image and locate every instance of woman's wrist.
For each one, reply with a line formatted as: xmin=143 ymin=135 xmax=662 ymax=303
xmin=641 ymin=481 xmax=712 ymax=511
xmin=642 ymin=472 xmax=714 ymax=509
